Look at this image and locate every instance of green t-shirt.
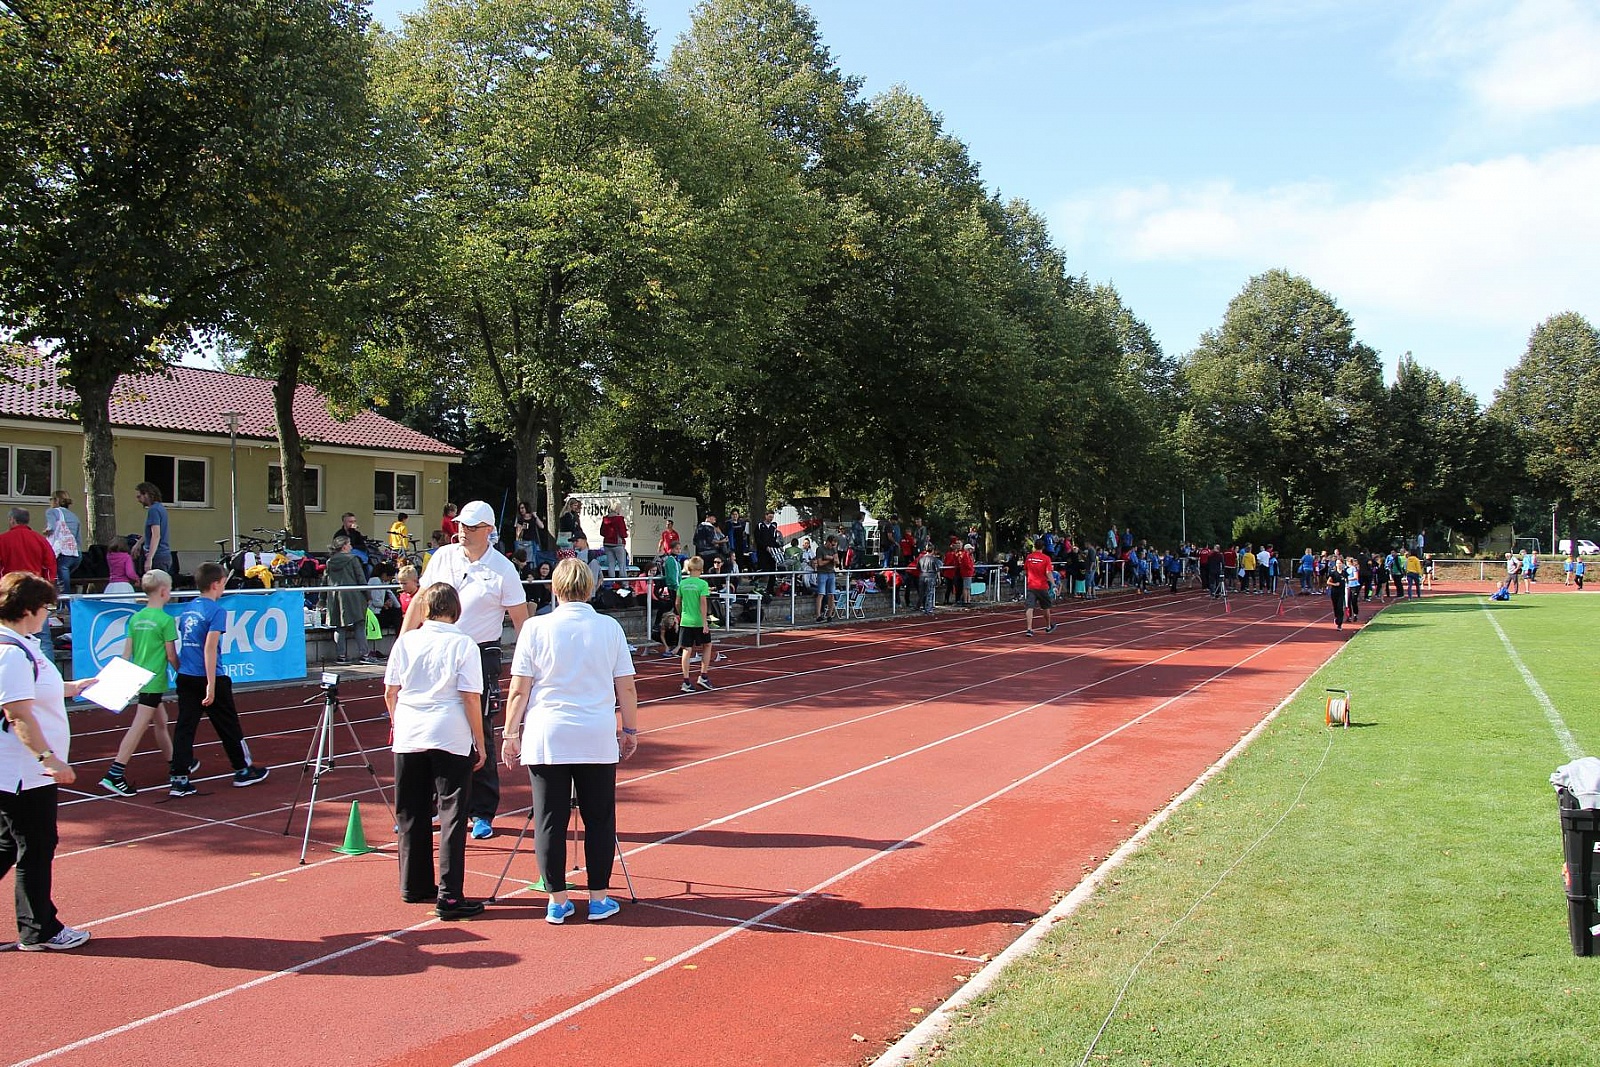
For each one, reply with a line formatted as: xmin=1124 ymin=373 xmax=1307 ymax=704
xmin=127 ymin=605 xmax=177 ymax=694
xmin=677 ymin=575 xmax=711 ymax=628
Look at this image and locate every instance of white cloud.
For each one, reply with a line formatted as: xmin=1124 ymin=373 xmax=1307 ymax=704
xmin=1054 ymin=146 xmax=1600 ymax=333
xmin=1406 ymin=0 xmax=1600 ymax=119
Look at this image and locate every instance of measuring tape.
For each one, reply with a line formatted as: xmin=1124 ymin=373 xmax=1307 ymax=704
xmin=1325 ymin=689 xmax=1352 ymax=728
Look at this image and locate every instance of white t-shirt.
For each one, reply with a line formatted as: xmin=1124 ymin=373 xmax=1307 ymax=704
xmin=419 ymin=544 xmax=526 ymax=645
xmin=0 ymin=627 xmax=68 ymax=793
xmin=510 ymin=601 xmax=635 ymax=766
xmin=383 ymin=620 xmax=484 ymax=756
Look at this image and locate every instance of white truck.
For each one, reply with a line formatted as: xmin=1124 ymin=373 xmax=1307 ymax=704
xmin=571 ymin=489 xmax=699 ymax=561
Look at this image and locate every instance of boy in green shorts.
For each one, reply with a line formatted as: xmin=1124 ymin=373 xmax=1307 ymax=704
xmin=676 ymin=556 xmax=714 ymax=694
xmin=99 ymin=569 xmax=182 ymax=796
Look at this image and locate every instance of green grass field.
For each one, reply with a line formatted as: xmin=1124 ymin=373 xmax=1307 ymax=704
xmin=915 ymin=592 xmax=1600 ymax=1067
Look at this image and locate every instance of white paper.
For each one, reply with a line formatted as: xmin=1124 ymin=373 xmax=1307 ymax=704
xmin=79 ymin=656 xmax=158 ymax=712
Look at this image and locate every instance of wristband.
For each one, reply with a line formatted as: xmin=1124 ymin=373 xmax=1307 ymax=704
xmin=36 ymin=749 xmax=52 ymax=763
xmin=621 ymin=727 xmax=638 ymax=736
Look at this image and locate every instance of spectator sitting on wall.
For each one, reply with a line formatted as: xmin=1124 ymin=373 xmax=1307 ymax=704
xmin=334 ymin=513 xmax=374 ymax=574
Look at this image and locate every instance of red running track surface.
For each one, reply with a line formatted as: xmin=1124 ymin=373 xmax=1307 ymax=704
xmin=7 ymin=586 xmax=1368 ymax=1067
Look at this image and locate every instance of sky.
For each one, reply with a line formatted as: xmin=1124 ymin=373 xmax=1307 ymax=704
xmin=368 ymin=0 xmax=1600 ymax=404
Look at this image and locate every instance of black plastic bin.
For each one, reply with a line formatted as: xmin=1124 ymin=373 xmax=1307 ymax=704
xmin=1558 ymin=787 xmax=1600 ymax=956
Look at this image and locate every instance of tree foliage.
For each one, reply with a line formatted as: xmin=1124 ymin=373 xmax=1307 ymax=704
xmin=0 ymin=0 xmax=385 ymax=542
xmin=1492 ymin=312 xmax=1600 ymax=547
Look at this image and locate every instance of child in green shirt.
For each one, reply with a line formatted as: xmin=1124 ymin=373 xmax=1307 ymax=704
xmin=98 ymin=569 xmax=181 ymax=796
xmin=675 ymin=556 xmax=714 ymax=694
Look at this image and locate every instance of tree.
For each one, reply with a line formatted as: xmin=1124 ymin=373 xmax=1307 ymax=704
xmin=1492 ymin=312 xmax=1600 ymax=552
xmin=665 ymin=0 xmax=877 ymax=527
xmin=375 ymin=0 xmax=696 ymax=533
xmin=1181 ymin=269 xmax=1385 ymax=539
xmin=0 ymin=0 xmax=392 ymax=544
xmin=1380 ymin=355 xmax=1513 ymax=547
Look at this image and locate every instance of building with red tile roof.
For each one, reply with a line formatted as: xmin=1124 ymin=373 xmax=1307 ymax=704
xmin=0 ymin=347 xmax=462 ymax=565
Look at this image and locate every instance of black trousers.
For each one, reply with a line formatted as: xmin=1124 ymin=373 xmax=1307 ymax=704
xmin=1329 ymin=585 xmax=1347 ymax=627
xmin=528 ymin=764 xmax=616 ymax=893
xmin=171 ymin=673 xmax=250 ymax=776
xmin=467 ymin=645 xmax=503 ymax=821
xmin=394 ymin=749 xmax=474 ymax=901
xmin=0 ymin=784 xmax=61 ymax=945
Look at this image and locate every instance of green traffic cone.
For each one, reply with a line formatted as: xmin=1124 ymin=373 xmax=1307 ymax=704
xmin=333 ymin=800 xmax=378 ymax=856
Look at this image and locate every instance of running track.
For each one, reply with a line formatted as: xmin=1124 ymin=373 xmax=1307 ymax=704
xmin=6 ymin=585 xmax=1362 ymax=1066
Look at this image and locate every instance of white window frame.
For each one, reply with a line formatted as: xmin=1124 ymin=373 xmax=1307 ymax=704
xmin=143 ymin=453 xmax=211 ymax=508
xmin=0 ymin=443 xmax=58 ymax=503
xmin=267 ymin=463 xmax=325 ymax=513
xmin=373 ymin=468 xmax=420 ymax=514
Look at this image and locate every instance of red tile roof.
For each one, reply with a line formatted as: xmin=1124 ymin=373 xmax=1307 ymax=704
xmin=0 ymin=349 xmax=461 ymax=458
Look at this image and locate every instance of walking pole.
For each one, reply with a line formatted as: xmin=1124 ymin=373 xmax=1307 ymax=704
xmin=615 ymin=835 xmax=638 ymax=902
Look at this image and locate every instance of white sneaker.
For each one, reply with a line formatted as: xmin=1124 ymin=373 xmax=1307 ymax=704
xmin=19 ymin=925 xmax=91 ymax=951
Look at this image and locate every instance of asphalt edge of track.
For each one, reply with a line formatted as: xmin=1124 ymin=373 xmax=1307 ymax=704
xmin=868 ymin=620 xmax=1345 ymax=1067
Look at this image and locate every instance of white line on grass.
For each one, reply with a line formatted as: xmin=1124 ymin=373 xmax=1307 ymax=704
xmin=1479 ymin=599 xmax=1583 ymax=759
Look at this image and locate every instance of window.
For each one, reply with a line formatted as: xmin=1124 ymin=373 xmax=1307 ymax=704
xmin=143 ymin=454 xmax=210 ymax=507
xmin=0 ymin=444 xmax=56 ymax=501
xmin=268 ymin=464 xmax=323 ymax=512
xmin=374 ymin=469 xmax=419 ymax=513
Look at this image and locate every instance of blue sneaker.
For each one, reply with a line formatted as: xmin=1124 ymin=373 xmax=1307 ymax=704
xmin=470 ymin=817 xmax=495 ymax=840
xmin=587 ymin=896 xmax=621 ymax=922
xmin=546 ymin=899 xmax=576 ymax=925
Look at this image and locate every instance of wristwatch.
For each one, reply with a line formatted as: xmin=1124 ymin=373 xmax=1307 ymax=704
xmin=35 ymin=749 xmax=52 ymax=763
xmin=621 ymin=728 xmax=639 ymax=736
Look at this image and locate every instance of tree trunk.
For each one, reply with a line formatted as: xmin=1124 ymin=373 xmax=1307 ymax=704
xmin=706 ymin=442 xmax=726 ymax=517
xmin=542 ymin=449 xmax=559 ymax=546
xmin=272 ymin=342 xmax=309 ymax=543
xmin=1568 ymin=503 xmax=1579 ymax=559
xmin=745 ymin=442 xmax=771 ymax=542
xmin=76 ymin=372 xmax=119 ymax=550
xmin=513 ymin=405 xmax=541 ymax=530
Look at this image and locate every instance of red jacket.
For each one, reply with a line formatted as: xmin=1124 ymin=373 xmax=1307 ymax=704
xmin=941 ymin=550 xmax=959 ymax=579
xmin=0 ymin=525 xmax=57 ymax=581
xmin=600 ymin=514 xmax=627 ymax=546
xmin=957 ymin=550 xmax=976 ymax=578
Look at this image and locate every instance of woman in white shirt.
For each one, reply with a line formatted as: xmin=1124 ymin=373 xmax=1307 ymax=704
xmin=0 ymin=573 xmax=98 ymax=950
xmin=501 ymin=558 xmax=638 ymax=924
xmin=383 ymin=583 xmax=485 ymax=921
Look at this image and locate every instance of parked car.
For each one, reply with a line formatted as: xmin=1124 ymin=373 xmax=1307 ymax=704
xmin=1557 ymin=539 xmax=1600 ymax=555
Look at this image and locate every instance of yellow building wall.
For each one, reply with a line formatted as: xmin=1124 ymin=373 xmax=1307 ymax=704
xmin=0 ymin=421 xmax=457 ymax=564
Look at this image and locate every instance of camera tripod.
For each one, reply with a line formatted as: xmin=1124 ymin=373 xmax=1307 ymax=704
xmin=487 ymin=782 xmax=637 ymax=905
xmin=283 ymin=672 xmax=394 ymax=864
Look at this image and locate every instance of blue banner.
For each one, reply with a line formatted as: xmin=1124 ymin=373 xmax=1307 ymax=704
xmin=71 ymin=590 xmax=308 ymax=686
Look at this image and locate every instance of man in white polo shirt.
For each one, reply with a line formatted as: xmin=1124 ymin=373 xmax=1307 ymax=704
xmin=402 ymin=500 xmax=528 ymax=840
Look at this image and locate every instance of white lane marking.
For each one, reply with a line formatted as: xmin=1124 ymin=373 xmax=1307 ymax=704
xmin=1480 ymin=600 xmax=1583 ymax=758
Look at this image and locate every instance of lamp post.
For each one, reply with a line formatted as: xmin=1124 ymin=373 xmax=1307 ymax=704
xmin=221 ymin=410 xmax=242 ymax=554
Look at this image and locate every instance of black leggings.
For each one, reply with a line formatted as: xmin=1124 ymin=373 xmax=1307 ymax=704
xmin=528 ymin=763 xmax=617 ymax=893
xmin=0 ymin=784 xmax=61 ymax=945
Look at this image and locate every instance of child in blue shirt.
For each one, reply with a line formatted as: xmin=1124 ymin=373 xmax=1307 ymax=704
xmin=168 ymin=562 xmax=269 ymax=797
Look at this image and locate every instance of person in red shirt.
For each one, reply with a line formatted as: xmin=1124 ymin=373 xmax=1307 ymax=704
xmin=957 ymin=543 xmax=976 ymax=604
xmin=599 ymin=504 xmax=628 ymax=579
xmin=0 ymin=509 xmax=57 ymax=583
xmin=0 ymin=508 xmax=60 ymax=657
xmin=1023 ymin=540 xmax=1057 ymax=637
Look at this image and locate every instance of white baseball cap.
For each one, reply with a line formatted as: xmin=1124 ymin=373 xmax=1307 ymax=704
xmin=457 ymin=500 xmax=496 ymax=527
